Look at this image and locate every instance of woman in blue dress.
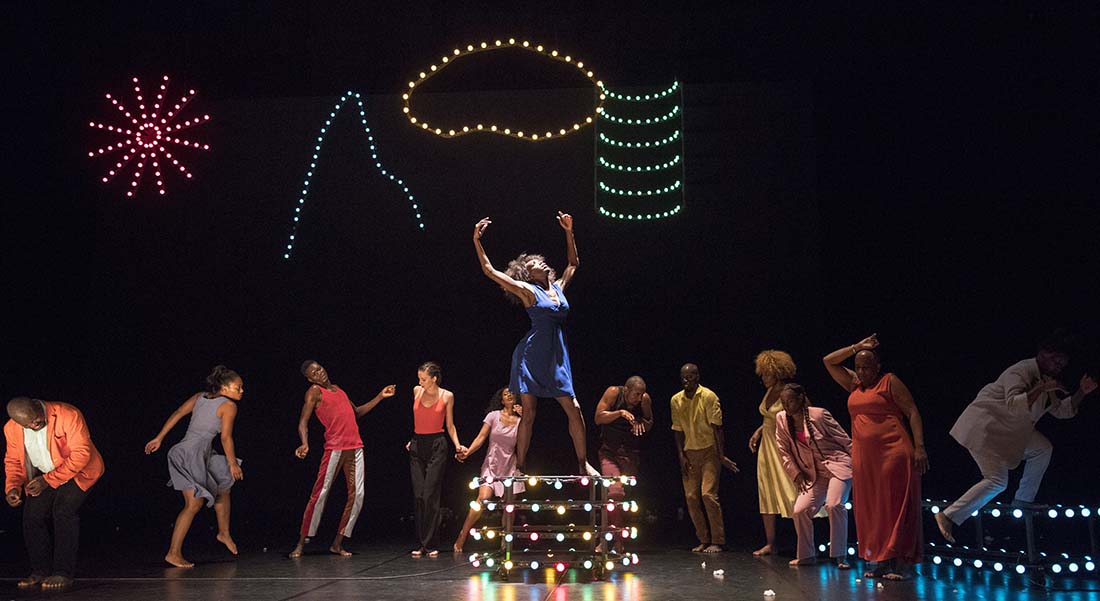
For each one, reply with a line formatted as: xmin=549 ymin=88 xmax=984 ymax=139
xmin=473 ymin=212 xmax=590 ymax=475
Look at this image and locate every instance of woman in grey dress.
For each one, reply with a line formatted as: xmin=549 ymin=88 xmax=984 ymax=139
xmin=145 ymin=366 xmax=244 ymax=568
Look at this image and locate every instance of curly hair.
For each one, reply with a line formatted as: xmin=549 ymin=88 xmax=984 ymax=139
xmin=501 ymin=254 xmax=557 ymax=304
xmin=754 ymin=350 xmax=797 ymax=381
xmin=485 ymin=387 xmax=513 ymax=415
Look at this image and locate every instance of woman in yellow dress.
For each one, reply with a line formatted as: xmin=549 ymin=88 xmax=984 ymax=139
xmin=747 ymin=350 xmax=800 ymax=556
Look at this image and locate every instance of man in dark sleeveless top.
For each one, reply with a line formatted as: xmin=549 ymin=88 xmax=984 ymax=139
xmin=594 ymin=376 xmax=653 ymax=551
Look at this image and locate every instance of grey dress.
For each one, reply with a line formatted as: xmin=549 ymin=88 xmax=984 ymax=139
xmin=167 ymin=394 xmax=241 ymax=507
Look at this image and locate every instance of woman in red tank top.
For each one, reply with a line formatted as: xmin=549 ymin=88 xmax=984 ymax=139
xmin=407 ymin=362 xmax=465 ymax=558
xmin=824 ymin=334 xmax=929 ymax=581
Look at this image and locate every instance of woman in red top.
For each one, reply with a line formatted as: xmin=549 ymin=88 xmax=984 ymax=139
xmin=824 ymin=334 xmax=928 ymax=581
xmin=408 ymin=362 xmax=465 ymax=557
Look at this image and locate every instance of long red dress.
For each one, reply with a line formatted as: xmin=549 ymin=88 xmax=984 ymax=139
xmin=848 ymin=373 xmax=923 ymax=563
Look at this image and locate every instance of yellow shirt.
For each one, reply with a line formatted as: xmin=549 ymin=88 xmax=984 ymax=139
xmin=670 ymin=385 xmax=722 ymax=450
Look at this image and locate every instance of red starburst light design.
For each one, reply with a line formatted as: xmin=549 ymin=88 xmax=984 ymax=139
xmin=87 ymin=75 xmax=211 ymax=197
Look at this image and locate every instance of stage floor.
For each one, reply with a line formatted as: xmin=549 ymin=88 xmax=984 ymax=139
xmin=1 ymin=544 xmax=1097 ymax=600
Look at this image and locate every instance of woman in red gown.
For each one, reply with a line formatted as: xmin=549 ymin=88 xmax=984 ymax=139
xmin=824 ymin=334 xmax=929 ymax=580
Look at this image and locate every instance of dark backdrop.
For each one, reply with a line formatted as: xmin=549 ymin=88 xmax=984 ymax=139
xmin=1 ymin=4 xmax=1097 ymax=555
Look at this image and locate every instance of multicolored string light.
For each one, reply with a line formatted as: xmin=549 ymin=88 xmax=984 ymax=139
xmin=87 ymin=75 xmax=210 ymax=197
xmin=402 ymin=39 xmax=606 ymax=141
xmin=284 ymin=91 xmax=423 ymax=260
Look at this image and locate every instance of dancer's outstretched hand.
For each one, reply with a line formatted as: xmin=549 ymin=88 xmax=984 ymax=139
xmin=295 ymin=444 xmax=309 ymax=459
xmin=144 ymin=438 xmax=162 ymax=454
xmin=380 ymin=384 xmax=397 ymax=398
xmin=1079 ymin=374 xmax=1098 ymax=396
xmin=720 ymin=456 xmax=739 ymax=474
xmin=556 ymin=211 xmax=573 ymax=232
xmin=474 ymin=218 xmax=492 ymax=240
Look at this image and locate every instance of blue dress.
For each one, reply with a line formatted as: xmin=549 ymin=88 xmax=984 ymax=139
xmin=509 ymin=282 xmax=575 ymax=398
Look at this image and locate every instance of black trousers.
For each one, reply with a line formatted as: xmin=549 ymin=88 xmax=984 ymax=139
xmin=24 ymin=480 xmax=88 ymax=578
xmin=409 ymin=433 xmax=448 ymax=550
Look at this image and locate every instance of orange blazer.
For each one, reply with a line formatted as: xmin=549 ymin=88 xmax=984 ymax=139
xmin=4 ymin=402 xmax=105 ymax=492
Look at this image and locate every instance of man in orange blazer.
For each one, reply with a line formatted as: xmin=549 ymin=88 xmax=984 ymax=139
xmin=4 ymin=397 xmax=105 ymax=591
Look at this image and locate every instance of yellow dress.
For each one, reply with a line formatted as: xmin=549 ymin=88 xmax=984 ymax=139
xmin=756 ymin=388 xmax=797 ymax=517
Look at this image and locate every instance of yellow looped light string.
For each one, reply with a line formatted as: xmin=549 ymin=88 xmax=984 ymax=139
xmin=402 ymin=38 xmax=606 ymax=142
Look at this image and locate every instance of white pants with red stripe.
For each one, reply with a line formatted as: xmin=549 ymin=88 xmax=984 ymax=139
xmin=300 ymin=448 xmax=365 ymax=538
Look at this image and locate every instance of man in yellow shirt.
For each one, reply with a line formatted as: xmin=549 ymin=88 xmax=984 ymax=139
xmin=671 ymin=363 xmax=738 ymax=552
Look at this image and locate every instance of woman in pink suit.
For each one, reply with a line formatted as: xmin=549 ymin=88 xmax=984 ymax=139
xmin=774 ymin=384 xmax=852 ymax=569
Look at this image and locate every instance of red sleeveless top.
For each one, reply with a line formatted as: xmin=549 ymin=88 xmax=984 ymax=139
xmin=413 ymin=389 xmax=446 ymax=435
xmin=314 ymin=385 xmax=363 ymax=450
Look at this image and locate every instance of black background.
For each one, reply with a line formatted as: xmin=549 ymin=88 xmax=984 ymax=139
xmin=2 ymin=4 xmax=1097 ymax=553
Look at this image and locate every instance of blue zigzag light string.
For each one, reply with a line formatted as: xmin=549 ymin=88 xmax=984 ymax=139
xmin=284 ymin=91 xmax=424 ymax=260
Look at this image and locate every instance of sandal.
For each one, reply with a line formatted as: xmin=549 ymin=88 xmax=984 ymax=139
xmin=411 ymin=548 xmax=424 ymax=558
xmin=427 ymin=549 xmax=439 ymax=558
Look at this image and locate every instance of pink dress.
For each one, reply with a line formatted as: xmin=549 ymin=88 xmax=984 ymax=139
xmin=480 ymin=410 xmax=525 ymax=497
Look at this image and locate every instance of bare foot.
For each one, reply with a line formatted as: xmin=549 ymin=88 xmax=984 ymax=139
xmin=882 ymin=571 xmax=912 ymax=581
xmin=17 ymin=574 xmax=44 ymax=589
xmin=453 ymin=544 xmax=463 ymax=553
xmin=934 ymin=512 xmax=956 ymax=543
xmin=834 ymin=557 xmax=851 ymax=570
xmin=427 ymin=549 xmax=439 ymax=558
xmin=217 ymin=533 xmax=239 ymax=555
xmin=41 ymin=575 xmax=73 ymax=590
xmin=691 ymin=543 xmax=707 ymax=552
xmin=863 ymin=562 xmax=889 ymax=578
xmin=702 ymin=544 xmax=724 ymax=553
xmin=289 ymin=545 xmax=304 ymax=559
xmin=789 ymin=558 xmax=817 ymax=566
xmin=330 ymin=546 xmax=353 ymax=557
xmin=165 ymin=553 xmax=195 ymax=568
xmin=753 ymin=544 xmax=775 ymax=557
xmin=411 ymin=548 xmax=423 ymax=558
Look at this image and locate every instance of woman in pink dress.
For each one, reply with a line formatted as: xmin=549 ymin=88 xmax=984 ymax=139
xmin=452 ymin=387 xmax=525 ymax=552
xmin=824 ymin=334 xmax=928 ymax=580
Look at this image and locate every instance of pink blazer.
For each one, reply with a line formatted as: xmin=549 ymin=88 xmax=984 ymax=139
xmin=775 ymin=406 xmax=852 ymax=486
